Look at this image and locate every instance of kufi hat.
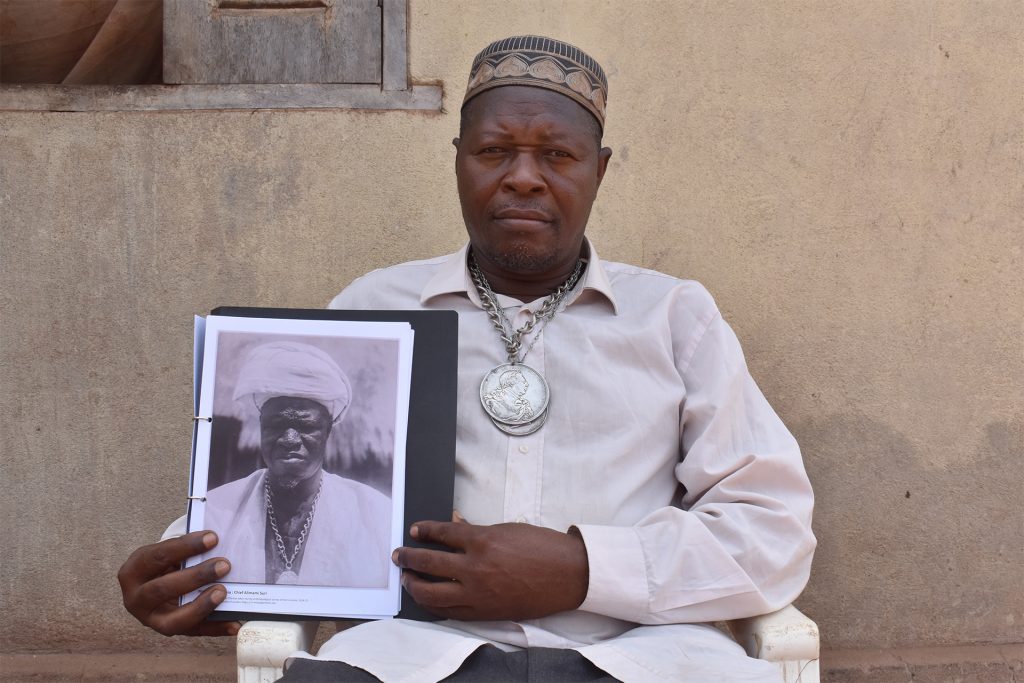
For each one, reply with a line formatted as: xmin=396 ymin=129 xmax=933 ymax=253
xmin=232 ymin=341 xmax=352 ymax=424
xmin=463 ymin=35 xmax=609 ymax=130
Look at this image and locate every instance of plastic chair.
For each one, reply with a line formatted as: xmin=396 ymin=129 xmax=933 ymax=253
xmin=236 ymin=604 xmax=819 ymax=682
xmin=159 ymin=519 xmax=819 ymax=682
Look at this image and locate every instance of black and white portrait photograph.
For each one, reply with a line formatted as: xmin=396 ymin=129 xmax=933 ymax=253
xmin=185 ymin=315 xmax=414 ymax=618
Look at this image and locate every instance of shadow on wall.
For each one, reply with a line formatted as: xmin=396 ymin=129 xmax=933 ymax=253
xmin=796 ymin=413 xmax=1022 ymax=650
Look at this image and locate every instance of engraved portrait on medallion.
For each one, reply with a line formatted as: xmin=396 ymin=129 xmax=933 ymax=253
xmin=479 ymin=364 xmax=549 ymax=426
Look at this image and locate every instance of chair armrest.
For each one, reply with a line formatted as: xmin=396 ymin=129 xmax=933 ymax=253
xmin=160 ymin=515 xmax=188 ymax=540
xmin=727 ymin=604 xmax=819 ymax=662
xmin=236 ymin=621 xmax=318 ymax=683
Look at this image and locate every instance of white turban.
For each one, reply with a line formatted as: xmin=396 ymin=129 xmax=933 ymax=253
xmin=232 ymin=341 xmax=353 ymax=424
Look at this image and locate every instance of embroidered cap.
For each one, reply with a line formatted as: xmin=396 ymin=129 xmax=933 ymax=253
xmin=463 ymin=35 xmax=609 ymax=130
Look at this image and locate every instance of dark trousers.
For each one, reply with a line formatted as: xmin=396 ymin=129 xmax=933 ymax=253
xmin=276 ymin=645 xmax=621 ymax=682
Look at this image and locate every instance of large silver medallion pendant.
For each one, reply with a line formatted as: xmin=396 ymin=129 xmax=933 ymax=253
xmin=492 ymin=408 xmax=548 ymax=436
xmin=479 ymin=363 xmax=550 ymax=426
xmin=276 ymin=570 xmax=299 ymax=585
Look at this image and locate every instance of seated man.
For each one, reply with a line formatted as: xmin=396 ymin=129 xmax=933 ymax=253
xmin=119 ymin=36 xmax=815 ymax=681
xmin=201 ymin=341 xmax=390 ymax=588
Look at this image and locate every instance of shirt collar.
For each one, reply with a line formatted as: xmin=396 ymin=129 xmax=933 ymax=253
xmin=419 ymin=238 xmax=619 ymax=314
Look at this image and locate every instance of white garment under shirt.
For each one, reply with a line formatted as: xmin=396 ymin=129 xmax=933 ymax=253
xmin=292 ymin=240 xmax=815 ymax=682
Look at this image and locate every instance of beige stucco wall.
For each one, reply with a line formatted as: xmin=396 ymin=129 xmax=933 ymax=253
xmin=1 ymin=0 xmax=1021 ymax=661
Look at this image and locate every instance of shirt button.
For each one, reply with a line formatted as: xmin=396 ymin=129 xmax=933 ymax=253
xmin=518 ymin=445 xmax=529 ymax=454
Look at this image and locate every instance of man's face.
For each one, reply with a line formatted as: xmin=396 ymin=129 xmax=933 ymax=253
xmin=510 ymin=373 xmax=528 ymax=397
xmin=259 ymin=396 xmax=332 ymax=488
xmin=455 ymin=86 xmax=612 ymax=278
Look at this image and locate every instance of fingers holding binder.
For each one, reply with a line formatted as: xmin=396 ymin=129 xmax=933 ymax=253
xmin=118 ymin=531 xmax=241 ymax=637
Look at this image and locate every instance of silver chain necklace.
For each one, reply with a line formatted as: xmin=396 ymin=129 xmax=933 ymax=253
xmin=469 ymin=253 xmax=585 ymax=435
xmin=265 ymin=475 xmax=323 ymax=585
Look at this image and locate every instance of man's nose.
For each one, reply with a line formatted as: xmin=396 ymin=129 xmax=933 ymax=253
xmin=279 ymin=428 xmax=302 ymax=446
xmin=502 ymin=152 xmax=546 ymax=194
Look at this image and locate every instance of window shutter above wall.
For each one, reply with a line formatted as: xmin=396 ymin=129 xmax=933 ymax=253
xmin=163 ymin=0 xmax=383 ymax=84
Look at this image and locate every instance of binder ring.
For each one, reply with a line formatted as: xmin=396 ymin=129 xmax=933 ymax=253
xmin=192 ymin=416 xmax=212 ymax=422
xmin=187 ymin=495 xmax=207 ymax=502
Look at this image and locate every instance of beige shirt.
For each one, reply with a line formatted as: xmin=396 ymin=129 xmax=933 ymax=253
xmin=296 ymin=241 xmax=815 ymax=682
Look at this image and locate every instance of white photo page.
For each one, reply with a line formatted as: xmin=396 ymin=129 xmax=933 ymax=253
xmin=182 ymin=314 xmax=414 ymax=619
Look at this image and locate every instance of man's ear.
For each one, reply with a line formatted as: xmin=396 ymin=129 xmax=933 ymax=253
xmin=452 ymin=137 xmax=460 ymax=148
xmin=595 ymin=146 xmax=613 ymax=189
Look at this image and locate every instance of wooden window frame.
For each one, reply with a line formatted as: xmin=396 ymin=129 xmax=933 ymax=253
xmin=0 ymin=0 xmax=440 ymax=112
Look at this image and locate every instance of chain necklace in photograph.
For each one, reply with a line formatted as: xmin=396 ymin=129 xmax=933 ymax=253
xmin=265 ymin=475 xmax=323 ymax=585
xmin=469 ymin=253 xmax=586 ymax=435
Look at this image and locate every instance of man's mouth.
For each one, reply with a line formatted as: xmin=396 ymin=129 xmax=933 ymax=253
xmin=493 ymin=208 xmax=552 ymax=227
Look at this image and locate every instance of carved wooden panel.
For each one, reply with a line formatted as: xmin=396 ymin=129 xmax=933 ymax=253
xmin=164 ymin=0 xmax=382 ymax=84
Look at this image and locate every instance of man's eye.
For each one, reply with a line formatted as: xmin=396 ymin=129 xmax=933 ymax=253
xmin=479 ymin=146 xmax=505 ymax=154
xmin=547 ymin=149 xmax=571 ymax=158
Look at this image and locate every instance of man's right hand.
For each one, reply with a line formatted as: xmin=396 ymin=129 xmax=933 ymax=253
xmin=117 ymin=530 xmax=240 ymax=637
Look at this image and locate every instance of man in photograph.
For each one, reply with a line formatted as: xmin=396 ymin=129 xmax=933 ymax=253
xmin=119 ymin=35 xmax=814 ymax=680
xmin=202 ymin=340 xmax=391 ymax=588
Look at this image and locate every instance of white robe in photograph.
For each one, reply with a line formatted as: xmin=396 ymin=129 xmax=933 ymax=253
xmin=202 ymin=469 xmax=391 ymax=588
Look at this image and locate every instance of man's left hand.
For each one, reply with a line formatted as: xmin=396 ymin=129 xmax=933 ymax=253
xmin=392 ymin=521 xmax=589 ymax=621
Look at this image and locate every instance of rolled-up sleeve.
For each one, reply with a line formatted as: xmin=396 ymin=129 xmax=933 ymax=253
xmin=576 ymin=306 xmax=816 ymax=624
